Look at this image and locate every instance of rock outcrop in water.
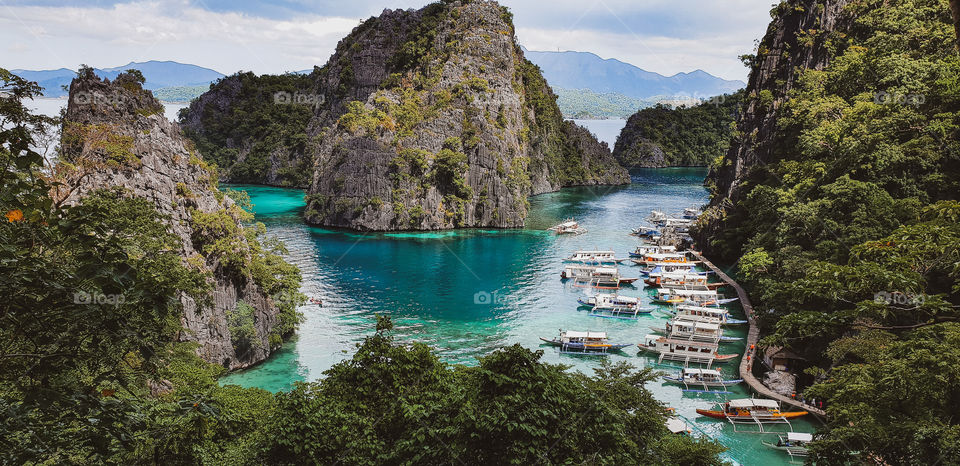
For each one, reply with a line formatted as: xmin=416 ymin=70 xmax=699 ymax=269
xmin=181 ymin=1 xmax=629 ymax=231
xmin=612 ymin=90 xmax=743 ymax=169
xmin=57 ymin=69 xmax=300 ymax=369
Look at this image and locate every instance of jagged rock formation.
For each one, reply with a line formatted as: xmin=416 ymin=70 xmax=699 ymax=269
xmin=697 ymin=0 xmax=851 ymax=252
xmin=181 ymin=1 xmax=629 ymax=230
xmin=57 ymin=70 xmax=293 ymax=369
xmin=613 ymin=91 xmax=743 ymax=168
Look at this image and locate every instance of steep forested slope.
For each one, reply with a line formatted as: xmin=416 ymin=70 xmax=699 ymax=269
xmin=696 ymin=1 xmax=960 ymax=462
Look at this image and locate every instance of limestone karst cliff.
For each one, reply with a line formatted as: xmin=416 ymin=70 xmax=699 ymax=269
xmin=57 ymin=69 xmax=302 ymax=369
xmin=181 ymin=0 xmax=629 ymax=231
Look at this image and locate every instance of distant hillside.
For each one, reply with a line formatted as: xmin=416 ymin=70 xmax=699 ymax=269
xmin=11 ymin=61 xmax=224 ymax=98
xmin=523 ymin=48 xmax=745 ymax=100
xmin=613 ymin=90 xmax=744 ymax=168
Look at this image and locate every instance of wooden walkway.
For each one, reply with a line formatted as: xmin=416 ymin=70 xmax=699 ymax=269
xmin=690 ymin=250 xmax=826 ymax=418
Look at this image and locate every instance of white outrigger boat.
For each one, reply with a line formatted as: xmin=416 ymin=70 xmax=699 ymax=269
xmin=665 ymin=305 xmax=748 ymax=325
xmin=577 ymin=293 xmax=652 ymax=319
xmin=682 ymin=207 xmax=700 ymax=219
xmin=648 ymin=210 xmax=669 ymax=224
xmin=697 ymin=399 xmax=809 ymax=433
xmin=644 ymin=272 xmax=723 ymax=290
xmin=561 ymin=265 xmax=639 ymax=289
xmin=564 ymin=250 xmax=626 ymax=265
xmin=637 ymin=263 xmax=704 ymax=276
xmin=649 ymin=319 xmax=742 ymax=342
xmin=662 ymin=368 xmax=743 ymax=391
xmin=762 ymin=432 xmax=813 ymax=458
xmin=629 ymin=244 xmax=676 ymax=258
xmin=652 ymin=288 xmax=738 ymax=306
xmin=540 ymin=330 xmax=631 ymax=354
xmin=548 ymin=218 xmax=586 ymax=235
xmin=632 ymin=252 xmax=696 ymax=267
xmin=637 ymin=334 xmax=739 ymax=367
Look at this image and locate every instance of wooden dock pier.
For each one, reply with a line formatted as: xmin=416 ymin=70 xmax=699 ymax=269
xmin=689 ymin=250 xmax=826 ymax=417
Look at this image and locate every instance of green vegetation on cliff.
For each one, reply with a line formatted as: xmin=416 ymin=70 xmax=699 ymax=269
xmin=698 ymin=1 xmax=960 ymax=463
xmin=179 ymin=72 xmax=315 ymax=187
xmin=554 ymin=87 xmax=654 ymax=119
xmin=613 ymin=91 xmax=743 ymax=168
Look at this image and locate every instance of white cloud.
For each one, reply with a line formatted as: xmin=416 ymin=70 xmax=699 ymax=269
xmin=0 ymin=1 xmax=360 ymax=74
xmin=0 ymin=0 xmax=770 ymax=80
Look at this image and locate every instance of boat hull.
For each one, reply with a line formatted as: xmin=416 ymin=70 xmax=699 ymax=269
xmin=539 ymin=338 xmax=632 ymax=352
xmin=695 ymin=409 xmax=810 ymax=420
xmin=662 ymin=376 xmax=743 ymax=386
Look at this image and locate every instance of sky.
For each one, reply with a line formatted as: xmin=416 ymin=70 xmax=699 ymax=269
xmin=0 ymin=0 xmax=774 ymax=81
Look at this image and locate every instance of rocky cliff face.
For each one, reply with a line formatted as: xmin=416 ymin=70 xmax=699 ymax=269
xmin=58 ymin=70 xmax=293 ymax=369
xmin=697 ymin=0 xmax=851 ymax=250
xmin=181 ymin=0 xmax=628 ymax=230
xmin=303 ymin=1 xmax=627 ymax=230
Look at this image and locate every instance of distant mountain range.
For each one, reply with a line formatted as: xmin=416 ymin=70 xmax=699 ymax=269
xmin=13 ymin=52 xmax=744 ymax=114
xmin=11 ymin=61 xmax=225 ymax=99
xmin=522 ymin=48 xmax=745 ymax=101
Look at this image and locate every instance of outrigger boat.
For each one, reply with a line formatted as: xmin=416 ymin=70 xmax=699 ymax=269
xmin=629 ymin=244 xmax=676 ymax=258
xmin=682 ymin=207 xmax=700 ymax=219
xmin=637 ymin=263 xmax=704 ymax=276
xmin=652 ymin=288 xmax=738 ymax=306
xmin=637 ymin=334 xmax=738 ymax=367
xmin=630 ymin=226 xmax=661 ymax=238
xmin=562 ymin=266 xmax=639 ymax=289
xmin=649 ymin=319 xmax=742 ymax=342
xmin=762 ymin=432 xmax=813 ymax=458
xmin=548 ymin=218 xmax=586 ymax=235
xmin=632 ymin=252 xmax=696 ymax=267
xmin=644 ymin=272 xmax=723 ymax=290
xmin=540 ymin=330 xmax=631 ymax=354
xmin=648 ymin=210 xmax=668 ymax=224
xmin=662 ymin=368 xmax=743 ymax=390
xmin=665 ymin=305 xmax=748 ymax=325
xmin=578 ymin=293 xmax=652 ymax=319
xmin=564 ymin=250 xmax=626 ymax=265
xmin=697 ymin=398 xmax=809 ymax=433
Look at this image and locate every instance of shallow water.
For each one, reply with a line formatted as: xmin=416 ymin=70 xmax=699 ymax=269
xmin=220 ymin=168 xmax=817 ymax=465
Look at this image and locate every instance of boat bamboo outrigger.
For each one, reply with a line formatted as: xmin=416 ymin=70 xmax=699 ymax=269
xmin=644 ymin=272 xmax=723 ymax=290
xmin=649 ymin=319 xmax=742 ymax=342
xmin=696 ymin=399 xmax=809 ymax=433
xmin=662 ymin=368 xmax=743 ymax=391
xmin=637 ymin=263 xmax=704 ymax=276
xmin=564 ymin=250 xmax=625 ymax=265
xmin=762 ymin=432 xmax=813 ymax=458
xmin=629 ymin=244 xmax=677 ymax=258
xmin=652 ymin=288 xmax=738 ymax=306
xmin=539 ymin=330 xmax=631 ymax=354
xmin=637 ymin=334 xmax=738 ymax=367
xmin=665 ymin=305 xmax=748 ymax=326
xmin=561 ymin=266 xmax=639 ymax=289
xmin=577 ymin=293 xmax=652 ymax=319
xmin=548 ymin=218 xmax=586 ymax=235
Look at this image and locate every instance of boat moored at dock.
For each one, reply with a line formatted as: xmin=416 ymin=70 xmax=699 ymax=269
xmin=662 ymin=368 xmax=743 ymax=389
xmin=561 ymin=265 xmax=639 ymax=289
xmin=540 ymin=330 xmax=632 ymax=354
xmin=666 ymin=305 xmax=748 ymax=325
xmin=564 ymin=250 xmax=625 ymax=265
xmin=649 ymin=319 xmax=742 ymax=342
xmin=637 ymin=334 xmax=739 ymax=367
xmin=762 ymin=432 xmax=813 ymax=458
xmin=696 ymin=398 xmax=809 ymax=433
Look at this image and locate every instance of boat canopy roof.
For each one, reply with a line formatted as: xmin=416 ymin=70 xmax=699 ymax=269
xmin=594 ymin=267 xmax=619 ymax=274
xmin=678 ymin=305 xmax=728 ymax=314
xmin=665 ymin=418 xmax=687 ymax=434
xmin=572 ymin=250 xmax=615 ymax=255
xmin=729 ymin=399 xmax=779 ymax=409
xmin=683 ymin=368 xmax=721 ymax=376
xmin=565 ymin=331 xmax=606 ymax=339
xmin=667 ymin=289 xmax=718 ymax=296
xmin=787 ymin=432 xmax=813 ymax=442
xmin=694 ymin=322 xmax=721 ymax=331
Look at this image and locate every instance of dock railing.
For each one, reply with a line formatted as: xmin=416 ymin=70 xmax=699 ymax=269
xmin=689 ymin=250 xmax=826 ymax=418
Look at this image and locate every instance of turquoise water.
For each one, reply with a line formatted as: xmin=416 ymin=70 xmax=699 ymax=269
xmin=220 ymin=168 xmax=817 ymax=465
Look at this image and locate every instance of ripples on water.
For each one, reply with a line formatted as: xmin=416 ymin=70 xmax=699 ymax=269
xmin=220 ymin=167 xmax=814 ymax=465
